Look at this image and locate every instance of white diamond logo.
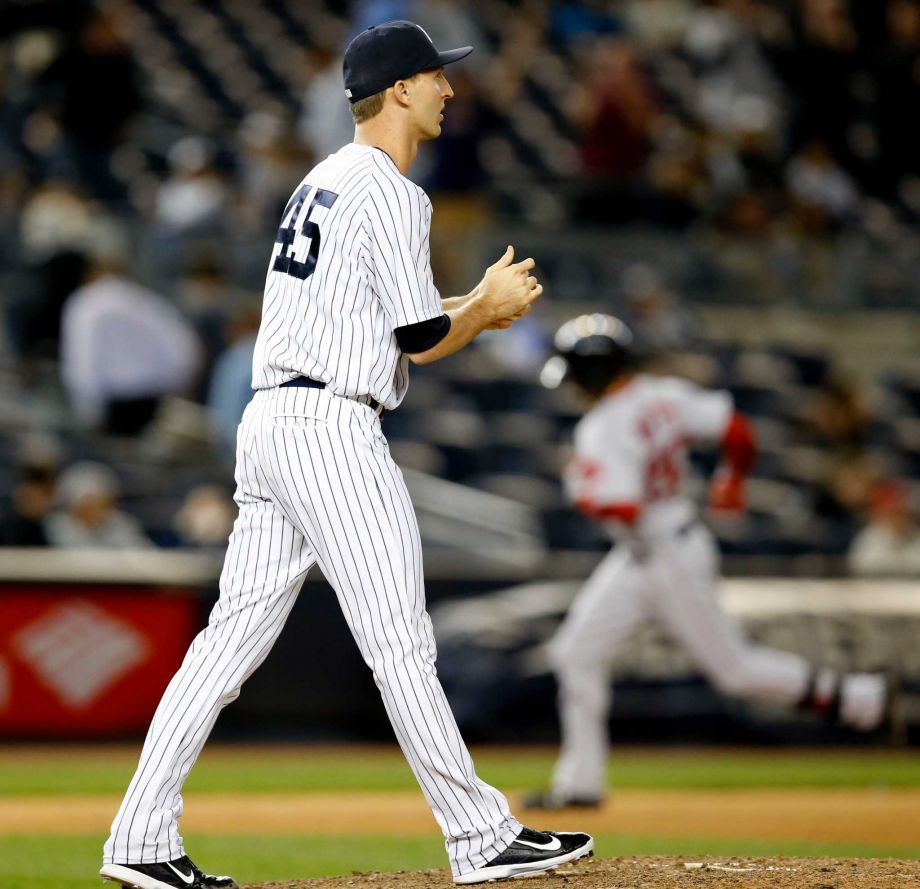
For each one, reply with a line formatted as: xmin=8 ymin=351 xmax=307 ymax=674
xmin=12 ymin=601 xmax=149 ymax=708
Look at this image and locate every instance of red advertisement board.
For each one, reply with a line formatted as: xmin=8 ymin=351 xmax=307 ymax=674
xmin=0 ymin=586 xmax=199 ymax=736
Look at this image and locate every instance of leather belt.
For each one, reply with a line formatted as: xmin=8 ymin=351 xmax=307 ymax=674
xmin=279 ymin=377 xmax=383 ymax=415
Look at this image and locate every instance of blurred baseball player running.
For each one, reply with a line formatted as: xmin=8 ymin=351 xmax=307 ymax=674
xmin=101 ymin=21 xmax=592 ymax=889
xmin=526 ymin=314 xmax=889 ymax=809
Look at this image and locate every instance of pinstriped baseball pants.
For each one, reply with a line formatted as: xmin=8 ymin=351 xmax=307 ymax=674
xmin=104 ymin=386 xmax=521 ymax=877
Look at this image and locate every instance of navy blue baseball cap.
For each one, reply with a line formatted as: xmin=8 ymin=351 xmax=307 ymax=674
xmin=343 ymin=20 xmax=473 ymax=104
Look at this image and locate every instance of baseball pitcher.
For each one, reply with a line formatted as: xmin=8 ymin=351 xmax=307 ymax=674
xmin=101 ymin=21 xmax=592 ymax=889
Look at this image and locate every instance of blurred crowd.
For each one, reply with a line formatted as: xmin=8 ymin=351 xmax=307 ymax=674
xmin=5 ymin=1 xmax=920 ymax=256
xmin=0 ymin=0 xmax=919 ymax=574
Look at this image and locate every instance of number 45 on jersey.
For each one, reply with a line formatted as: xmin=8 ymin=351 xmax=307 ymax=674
xmin=272 ymin=184 xmax=339 ymax=281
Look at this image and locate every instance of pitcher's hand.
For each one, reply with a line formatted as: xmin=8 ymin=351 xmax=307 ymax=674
xmin=478 ymin=246 xmax=543 ymax=324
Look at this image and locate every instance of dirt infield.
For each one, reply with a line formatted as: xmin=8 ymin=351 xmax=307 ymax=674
xmin=7 ymin=788 xmax=920 ymax=847
xmin=4 ymin=789 xmax=919 ymax=847
xmin=248 ymin=856 xmax=920 ymax=889
xmin=6 ymin=782 xmax=919 ymax=887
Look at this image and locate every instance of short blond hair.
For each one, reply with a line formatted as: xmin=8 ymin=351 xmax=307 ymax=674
xmin=350 ymin=90 xmax=386 ymax=123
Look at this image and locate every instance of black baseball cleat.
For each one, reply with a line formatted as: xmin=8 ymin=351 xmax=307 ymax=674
xmin=521 ymin=789 xmax=602 ymax=810
xmin=453 ymin=826 xmax=594 ymax=884
xmin=100 ymin=855 xmax=238 ymax=889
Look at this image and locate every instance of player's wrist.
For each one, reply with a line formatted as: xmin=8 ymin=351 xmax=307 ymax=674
xmin=468 ymin=286 xmax=502 ymax=325
xmin=466 ymin=281 xmax=483 ymax=302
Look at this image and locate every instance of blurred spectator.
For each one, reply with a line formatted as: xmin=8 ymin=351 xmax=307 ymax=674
xmin=45 ymin=461 xmax=152 ymax=549
xmin=0 ymin=118 xmax=27 ymax=276
xmin=786 ymin=138 xmax=860 ymax=231
xmin=239 ymin=111 xmax=313 ymax=233
xmin=17 ymin=179 xmax=94 ymax=261
xmin=207 ymin=305 xmax=260 ymax=458
xmin=682 ymin=1 xmax=784 ymax=137
xmin=0 ymin=0 xmax=918 ymax=573
xmin=619 ymin=263 xmax=700 ymax=351
xmin=775 ymin=0 xmax=862 ymax=178
xmin=59 ymin=251 xmax=203 ymax=435
xmin=714 ymin=187 xmax=775 ymax=236
xmin=484 ymin=13 xmax=543 ymax=111
xmin=412 ymin=0 xmax=487 ymax=54
xmin=351 ymin=0 xmax=484 ymax=53
xmin=728 ymin=98 xmax=784 ymax=196
xmin=624 ymin=0 xmax=692 ymax=49
xmin=154 ymin=137 xmax=231 ymax=240
xmin=176 ymin=254 xmax=234 ymax=381
xmin=40 ymin=8 xmax=144 ymax=202
xmin=550 ymin=0 xmax=623 ymax=48
xmin=419 ymin=67 xmax=492 ymax=194
xmin=0 ymin=435 xmax=62 ymax=547
xmin=571 ymin=38 xmax=659 ymax=179
xmin=298 ymin=42 xmax=354 ymax=165
xmin=6 ymin=180 xmax=92 ymax=359
xmin=567 ymin=38 xmax=661 ymax=222
xmin=478 ymin=311 xmax=551 ymax=378
xmin=848 ymin=480 xmax=920 ymax=576
xmin=804 ymin=372 xmax=869 ymax=455
xmin=175 ymin=256 xmax=259 ymax=402
xmin=874 ymin=0 xmax=920 ymax=203
xmin=173 ymin=484 xmax=236 ymax=548
xmin=814 ymin=453 xmax=881 ymax=526
xmin=642 ymin=121 xmax=709 ymax=228
xmin=421 ymin=64 xmax=495 ymax=290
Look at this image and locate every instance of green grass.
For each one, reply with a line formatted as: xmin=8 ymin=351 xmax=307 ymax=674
xmin=8 ymin=833 xmax=920 ymax=889
xmin=477 ymin=748 xmax=920 ymax=792
xmin=4 ymin=745 xmax=920 ymax=889
xmin=2 ymin=745 xmax=919 ymax=795
xmin=7 ymin=835 xmax=447 ymax=889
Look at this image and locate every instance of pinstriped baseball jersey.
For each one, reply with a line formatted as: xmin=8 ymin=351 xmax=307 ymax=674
xmin=252 ymin=143 xmax=442 ymax=409
xmin=102 ymin=138 xmax=524 ymax=880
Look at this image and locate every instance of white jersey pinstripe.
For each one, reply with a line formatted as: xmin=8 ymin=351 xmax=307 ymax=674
xmin=103 ymin=143 xmax=522 ymax=880
xmin=252 ymin=143 xmax=442 ymax=409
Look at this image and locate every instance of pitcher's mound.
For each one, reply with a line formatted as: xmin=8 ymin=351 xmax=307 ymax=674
xmin=247 ymin=855 xmax=920 ymax=888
